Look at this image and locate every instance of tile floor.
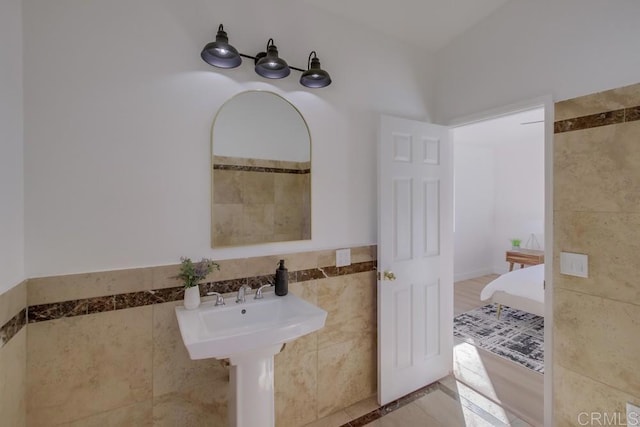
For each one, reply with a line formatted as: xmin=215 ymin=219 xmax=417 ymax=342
xmin=304 ymin=375 xmax=533 ymax=427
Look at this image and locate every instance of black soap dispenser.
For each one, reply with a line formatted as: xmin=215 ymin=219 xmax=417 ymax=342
xmin=275 ymin=259 xmax=288 ymax=296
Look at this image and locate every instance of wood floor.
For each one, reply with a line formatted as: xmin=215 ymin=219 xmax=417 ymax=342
xmin=453 ymin=274 xmax=544 ymax=426
xmin=453 ymin=274 xmax=499 ymax=316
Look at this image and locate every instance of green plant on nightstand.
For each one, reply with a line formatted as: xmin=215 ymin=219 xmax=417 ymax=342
xmin=510 ymin=238 xmax=522 ymax=250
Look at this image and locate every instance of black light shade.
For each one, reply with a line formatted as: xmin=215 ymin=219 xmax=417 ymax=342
xmin=300 ymin=51 xmax=331 ymax=88
xmin=255 ymin=39 xmax=290 ymax=79
xmin=201 ymin=24 xmax=242 ymax=69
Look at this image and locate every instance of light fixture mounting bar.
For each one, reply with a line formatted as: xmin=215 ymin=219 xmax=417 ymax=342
xmin=238 ymin=53 xmax=305 ymax=73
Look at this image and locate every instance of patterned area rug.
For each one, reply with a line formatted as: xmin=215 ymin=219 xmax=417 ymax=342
xmin=453 ymin=303 xmax=544 ymax=373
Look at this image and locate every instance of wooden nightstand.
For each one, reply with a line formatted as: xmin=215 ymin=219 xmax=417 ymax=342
xmin=505 ymin=249 xmax=544 ymax=271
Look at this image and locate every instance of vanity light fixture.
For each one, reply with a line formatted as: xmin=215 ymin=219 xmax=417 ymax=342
xmin=200 ymin=24 xmax=332 ymax=88
xmin=254 ymin=39 xmax=290 ymax=79
xmin=299 ymin=51 xmax=332 ymax=88
xmin=201 ymin=24 xmax=242 ymax=69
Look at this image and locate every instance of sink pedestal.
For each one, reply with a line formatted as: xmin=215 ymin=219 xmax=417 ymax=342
xmin=227 ymin=344 xmax=282 ymax=427
xmin=175 ymin=293 xmax=327 ymax=427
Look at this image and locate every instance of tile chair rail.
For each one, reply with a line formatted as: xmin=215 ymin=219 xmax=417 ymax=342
xmin=0 ymin=308 xmax=27 ymax=350
xmin=26 ymin=260 xmax=377 ymax=323
xmin=554 ymin=105 xmax=640 ymax=134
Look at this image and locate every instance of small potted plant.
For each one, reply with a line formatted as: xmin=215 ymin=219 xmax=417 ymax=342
xmin=510 ymin=238 xmax=522 ymax=251
xmin=176 ymin=257 xmax=220 ymax=310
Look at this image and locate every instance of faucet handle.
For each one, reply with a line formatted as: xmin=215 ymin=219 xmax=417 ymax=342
xmin=254 ymin=283 xmax=273 ymax=299
xmin=206 ymin=291 xmax=225 ymax=306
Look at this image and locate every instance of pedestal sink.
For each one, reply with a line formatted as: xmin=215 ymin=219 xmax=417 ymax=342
xmin=175 ymin=292 xmax=327 ymax=427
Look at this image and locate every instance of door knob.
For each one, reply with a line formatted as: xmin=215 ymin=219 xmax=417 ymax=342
xmin=378 ymin=270 xmax=397 ymax=281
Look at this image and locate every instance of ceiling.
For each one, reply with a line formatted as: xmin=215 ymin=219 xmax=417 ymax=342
xmin=305 ymin=0 xmax=510 ymax=52
xmin=453 ymin=108 xmax=545 ymax=147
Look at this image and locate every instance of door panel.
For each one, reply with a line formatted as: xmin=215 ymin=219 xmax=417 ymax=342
xmin=423 ymin=138 xmax=440 ymax=165
xmin=423 ymin=179 xmax=440 ymax=256
xmin=424 ymin=281 xmax=440 ymax=359
xmin=394 ymin=287 xmax=412 ymax=369
xmin=393 ymin=178 xmax=413 ymax=261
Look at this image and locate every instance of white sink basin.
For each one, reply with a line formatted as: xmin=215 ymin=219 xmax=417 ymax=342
xmin=175 ymin=292 xmax=327 ymax=360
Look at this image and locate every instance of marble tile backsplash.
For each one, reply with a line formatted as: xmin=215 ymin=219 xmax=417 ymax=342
xmin=26 ymin=260 xmax=375 ymax=323
xmin=0 ymin=245 xmax=378 ymax=426
xmin=554 ymin=82 xmax=640 ymax=425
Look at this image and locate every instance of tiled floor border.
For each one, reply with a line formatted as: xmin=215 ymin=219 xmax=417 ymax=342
xmin=554 ymin=105 xmax=640 ymax=133
xmin=340 ymin=382 xmax=441 ymax=426
xmin=0 ymin=261 xmax=376 ymax=345
xmin=340 ymin=380 xmax=512 ymax=427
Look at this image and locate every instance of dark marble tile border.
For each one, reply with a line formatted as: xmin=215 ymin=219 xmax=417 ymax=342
xmin=340 ymin=382 xmax=440 ymax=427
xmin=0 ymin=308 xmax=27 ymax=350
xmin=213 ymin=164 xmax=310 ymax=174
xmin=26 ymin=261 xmax=377 ymax=323
xmin=435 ymin=381 xmax=512 ymax=427
xmin=627 ymin=106 xmax=640 ymax=122
xmin=340 ymin=380 xmax=511 ymax=427
xmin=554 ymin=105 xmax=640 ymax=134
xmin=29 ymin=300 xmax=88 ymax=322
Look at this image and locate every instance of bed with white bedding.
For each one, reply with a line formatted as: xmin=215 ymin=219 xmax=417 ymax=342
xmin=480 ymin=264 xmax=545 ymax=317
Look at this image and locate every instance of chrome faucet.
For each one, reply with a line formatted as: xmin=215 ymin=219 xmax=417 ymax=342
xmin=254 ymin=283 xmax=273 ymax=299
xmin=236 ymin=284 xmax=252 ymax=303
xmin=206 ymin=291 xmax=225 ymax=306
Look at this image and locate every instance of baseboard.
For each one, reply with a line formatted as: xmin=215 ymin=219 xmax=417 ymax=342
xmin=492 ymin=265 xmax=510 ymax=275
xmin=454 ymin=267 xmax=494 ymax=282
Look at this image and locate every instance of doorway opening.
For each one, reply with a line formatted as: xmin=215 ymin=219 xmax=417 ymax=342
xmin=450 ymin=107 xmax=546 ymax=425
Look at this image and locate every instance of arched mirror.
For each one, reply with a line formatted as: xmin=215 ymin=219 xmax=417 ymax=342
xmin=211 ymin=91 xmax=311 ymax=247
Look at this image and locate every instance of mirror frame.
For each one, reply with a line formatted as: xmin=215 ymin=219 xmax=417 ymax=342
xmin=210 ymin=90 xmax=312 ymax=248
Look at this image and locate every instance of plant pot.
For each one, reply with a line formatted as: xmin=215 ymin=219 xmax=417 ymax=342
xmin=184 ymin=286 xmax=201 ymax=310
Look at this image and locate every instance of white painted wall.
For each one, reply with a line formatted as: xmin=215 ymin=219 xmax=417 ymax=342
xmin=491 ymin=137 xmax=545 ymax=273
xmin=435 ymin=0 xmax=640 ymax=123
xmin=453 ymin=109 xmax=544 ymax=280
xmin=0 ymin=0 xmax=24 ymax=293
xmin=23 ymin=0 xmax=434 ymax=276
xmin=453 ymin=144 xmax=494 ymax=281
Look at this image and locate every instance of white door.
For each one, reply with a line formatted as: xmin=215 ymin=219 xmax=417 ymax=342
xmin=377 ymin=115 xmax=453 ymax=405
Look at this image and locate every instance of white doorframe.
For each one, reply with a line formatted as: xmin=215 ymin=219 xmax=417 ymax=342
xmin=447 ymin=95 xmax=554 ymax=427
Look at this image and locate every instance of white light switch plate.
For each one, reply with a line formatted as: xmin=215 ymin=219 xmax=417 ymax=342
xmin=336 ymin=249 xmax=351 ymax=267
xmin=560 ymin=252 xmax=589 ymax=278
xmin=628 ymin=402 xmax=640 ymax=426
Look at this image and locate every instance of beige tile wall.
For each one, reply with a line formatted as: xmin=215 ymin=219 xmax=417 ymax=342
xmin=152 ymin=300 xmax=228 ymax=426
xmin=554 ymin=82 xmax=640 ymax=426
xmin=0 ymin=280 xmax=27 ymax=427
xmin=0 ymin=279 xmax=27 ymax=327
xmin=27 ymin=307 xmax=153 ymax=425
xmin=25 ymin=245 xmax=377 ymax=426
xmin=28 ymin=267 xmax=154 ymax=305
